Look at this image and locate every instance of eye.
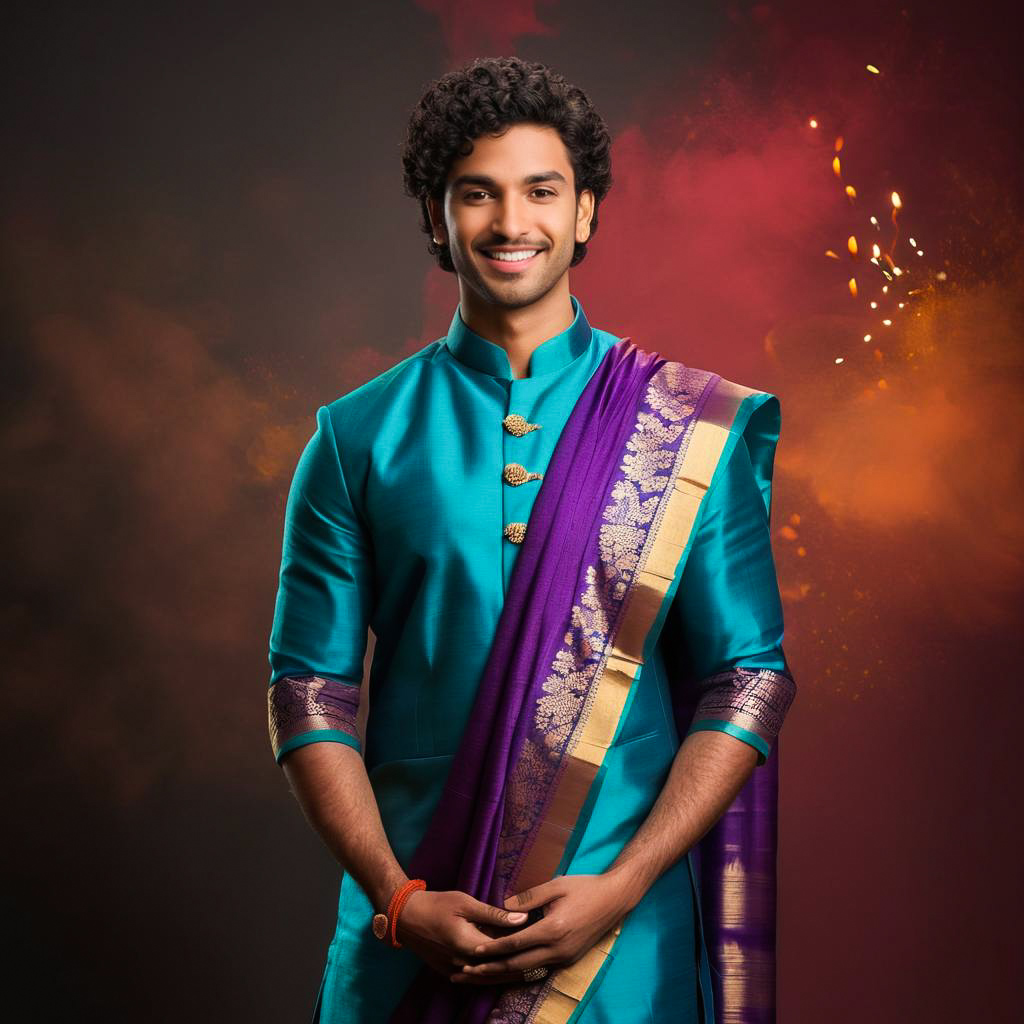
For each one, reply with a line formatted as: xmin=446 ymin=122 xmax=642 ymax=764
xmin=531 ymin=188 xmax=556 ymax=198
xmin=464 ymin=190 xmax=490 ymax=200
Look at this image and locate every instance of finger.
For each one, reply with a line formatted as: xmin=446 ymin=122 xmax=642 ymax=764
xmin=456 ymin=921 xmax=519 ymax=956
xmin=463 ymin=897 xmax=528 ymax=929
xmin=503 ymin=880 xmax=558 ymax=914
xmin=469 ymin=919 xmax=553 ymax=959
xmin=460 ymin=947 xmax=556 ymax=977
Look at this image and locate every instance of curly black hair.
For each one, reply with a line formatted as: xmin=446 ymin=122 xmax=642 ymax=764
xmin=401 ymin=56 xmax=613 ymax=273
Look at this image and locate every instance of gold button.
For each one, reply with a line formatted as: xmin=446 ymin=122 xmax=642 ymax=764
xmin=503 ymin=462 xmax=544 ymax=486
xmin=503 ymin=413 xmax=541 ymax=437
xmin=504 ymin=522 xmax=527 ymax=544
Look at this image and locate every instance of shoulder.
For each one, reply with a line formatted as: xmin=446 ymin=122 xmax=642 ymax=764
xmin=324 ymin=340 xmax=445 ymax=435
xmin=296 ymin=340 xmax=444 ymax=494
xmin=692 ymin=373 xmax=781 ymax=519
xmin=635 ymin=354 xmax=782 ymax=514
xmin=629 ymin=347 xmax=779 ymax=438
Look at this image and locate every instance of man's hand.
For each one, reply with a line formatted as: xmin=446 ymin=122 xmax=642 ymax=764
xmin=450 ymin=874 xmax=631 ymax=985
xmin=396 ymin=889 xmax=531 ymax=982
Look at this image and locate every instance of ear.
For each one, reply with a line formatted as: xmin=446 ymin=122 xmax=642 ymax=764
xmin=426 ymin=196 xmax=446 ymax=245
xmin=576 ymin=188 xmax=595 ymax=244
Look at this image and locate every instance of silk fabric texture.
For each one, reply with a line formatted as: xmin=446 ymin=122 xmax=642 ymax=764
xmin=267 ymin=296 xmax=794 ymax=1023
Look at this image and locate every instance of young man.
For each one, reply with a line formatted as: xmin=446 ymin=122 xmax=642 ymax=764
xmin=267 ymin=57 xmax=797 ymax=1024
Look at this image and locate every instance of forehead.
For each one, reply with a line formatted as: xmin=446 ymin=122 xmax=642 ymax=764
xmin=446 ymin=123 xmax=573 ymax=186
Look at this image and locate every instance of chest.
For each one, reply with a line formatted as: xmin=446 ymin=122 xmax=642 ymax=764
xmin=361 ymin=373 xmax=575 ymax=583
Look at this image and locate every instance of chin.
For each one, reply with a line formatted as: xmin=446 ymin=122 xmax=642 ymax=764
xmin=490 ymin=281 xmax=560 ymax=310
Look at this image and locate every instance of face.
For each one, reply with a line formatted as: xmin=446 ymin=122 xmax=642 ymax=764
xmin=427 ymin=122 xmax=595 ymax=310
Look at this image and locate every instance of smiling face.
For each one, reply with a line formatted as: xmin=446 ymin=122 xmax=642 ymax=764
xmin=427 ymin=122 xmax=595 ymax=311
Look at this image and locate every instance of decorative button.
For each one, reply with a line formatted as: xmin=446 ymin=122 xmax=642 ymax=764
xmin=503 ymin=413 xmax=542 ymax=437
xmin=503 ymin=462 xmax=544 ymax=486
xmin=504 ymin=522 xmax=527 ymax=544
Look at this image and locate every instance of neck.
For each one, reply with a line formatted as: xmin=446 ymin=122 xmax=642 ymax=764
xmin=457 ymin=279 xmax=574 ymax=380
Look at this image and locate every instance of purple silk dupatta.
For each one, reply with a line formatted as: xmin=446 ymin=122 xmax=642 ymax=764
xmin=387 ymin=338 xmax=782 ymax=1024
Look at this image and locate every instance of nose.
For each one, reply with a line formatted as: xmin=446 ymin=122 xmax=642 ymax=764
xmin=491 ymin=194 xmax=532 ymax=241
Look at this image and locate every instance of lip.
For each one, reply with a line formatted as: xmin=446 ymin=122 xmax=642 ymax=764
xmin=480 ymin=248 xmax=543 ymax=274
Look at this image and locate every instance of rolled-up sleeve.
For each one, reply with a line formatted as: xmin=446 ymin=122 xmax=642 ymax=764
xmin=266 ymin=405 xmax=373 ymax=765
xmin=670 ymin=429 xmax=797 ymax=765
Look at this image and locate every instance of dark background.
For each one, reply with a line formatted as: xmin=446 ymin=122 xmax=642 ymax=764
xmin=4 ymin=1 xmax=1021 ymax=1020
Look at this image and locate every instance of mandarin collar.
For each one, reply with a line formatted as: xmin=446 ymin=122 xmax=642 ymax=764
xmin=444 ymin=294 xmax=592 ymax=380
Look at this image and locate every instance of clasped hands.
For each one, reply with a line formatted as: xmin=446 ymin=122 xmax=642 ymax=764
xmin=398 ymin=872 xmax=634 ymax=987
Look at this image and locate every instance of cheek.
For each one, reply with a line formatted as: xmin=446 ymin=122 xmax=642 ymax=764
xmin=560 ymin=208 xmax=582 ymax=242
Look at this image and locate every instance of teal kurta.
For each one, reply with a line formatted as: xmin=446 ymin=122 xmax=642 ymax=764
xmin=268 ymin=294 xmax=787 ymax=1023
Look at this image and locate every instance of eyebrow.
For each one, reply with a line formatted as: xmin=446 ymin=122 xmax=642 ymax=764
xmin=449 ymin=170 xmax=568 ymax=191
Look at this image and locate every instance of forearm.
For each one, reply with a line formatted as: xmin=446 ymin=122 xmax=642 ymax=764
xmin=281 ymin=741 xmax=408 ymax=914
xmin=604 ymin=728 xmax=759 ymax=910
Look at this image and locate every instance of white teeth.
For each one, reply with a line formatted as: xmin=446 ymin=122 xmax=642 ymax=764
xmin=487 ymin=250 xmax=539 ymax=262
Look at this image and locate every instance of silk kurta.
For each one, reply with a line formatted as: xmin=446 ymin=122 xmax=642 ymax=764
xmin=268 ymin=295 xmax=789 ymax=1023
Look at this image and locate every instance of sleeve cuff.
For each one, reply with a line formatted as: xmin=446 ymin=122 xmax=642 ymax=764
xmin=268 ymin=674 xmax=362 ymax=764
xmin=687 ymin=666 xmax=797 ymax=767
xmin=274 ymin=728 xmax=362 ymax=765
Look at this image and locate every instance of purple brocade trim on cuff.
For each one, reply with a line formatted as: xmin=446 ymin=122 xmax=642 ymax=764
xmin=690 ymin=666 xmax=797 ymax=748
xmin=267 ymin=673 xmax=361 ymax=759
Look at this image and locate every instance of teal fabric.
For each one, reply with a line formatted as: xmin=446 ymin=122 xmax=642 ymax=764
xmin=672 ymin=397 xmax=787 ymax=767
xmin=268 ymin=295 xmax=787 ymax=1024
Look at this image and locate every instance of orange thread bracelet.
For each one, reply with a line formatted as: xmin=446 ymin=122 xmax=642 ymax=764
xmin=387 ymin=878 xmax=426 ymax=948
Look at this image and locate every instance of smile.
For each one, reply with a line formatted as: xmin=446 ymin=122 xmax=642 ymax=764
xmin=481 ymin=248 xmax=542 ymax=272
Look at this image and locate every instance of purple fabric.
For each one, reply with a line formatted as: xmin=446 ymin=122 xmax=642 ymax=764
xmin=267 ymin=673 xmax=361 ymax=760
xmin=387 ymin=339 xmax=779 ymax=1024
xmin=672 ymin=686 xmax=783 ymax=1023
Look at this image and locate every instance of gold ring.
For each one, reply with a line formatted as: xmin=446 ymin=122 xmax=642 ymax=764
xmin=522 ymin=966 xmax=549 ymax=982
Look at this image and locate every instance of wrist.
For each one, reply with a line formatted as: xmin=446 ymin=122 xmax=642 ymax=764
xmin=604 ymin=859 xmax=653 ymax=913
xmin=372 ymin=878 xmax=427 ymax=947
xmin=369 ymin=869 xmax=411 ymax=915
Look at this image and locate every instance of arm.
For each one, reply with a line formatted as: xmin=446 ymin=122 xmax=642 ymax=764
xmin=673 ymin=422 xmax=797 ymax=765
xmin=609 ymin=421 xmax=796 ymax=903
xmin=604 ymin=728 xmax=756 ymax=910
xmin=268 ymin=405 xmax=403 ymax=913
xmin=281 ymin=741 xmax=410 ymax=914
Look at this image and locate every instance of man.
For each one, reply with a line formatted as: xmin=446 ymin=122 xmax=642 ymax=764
xmin=267 ymin=56 xmax=797 ymax=1024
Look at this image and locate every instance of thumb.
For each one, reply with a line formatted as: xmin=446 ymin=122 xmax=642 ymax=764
xmin=466 ymin=896 xmax=528 ymax=926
